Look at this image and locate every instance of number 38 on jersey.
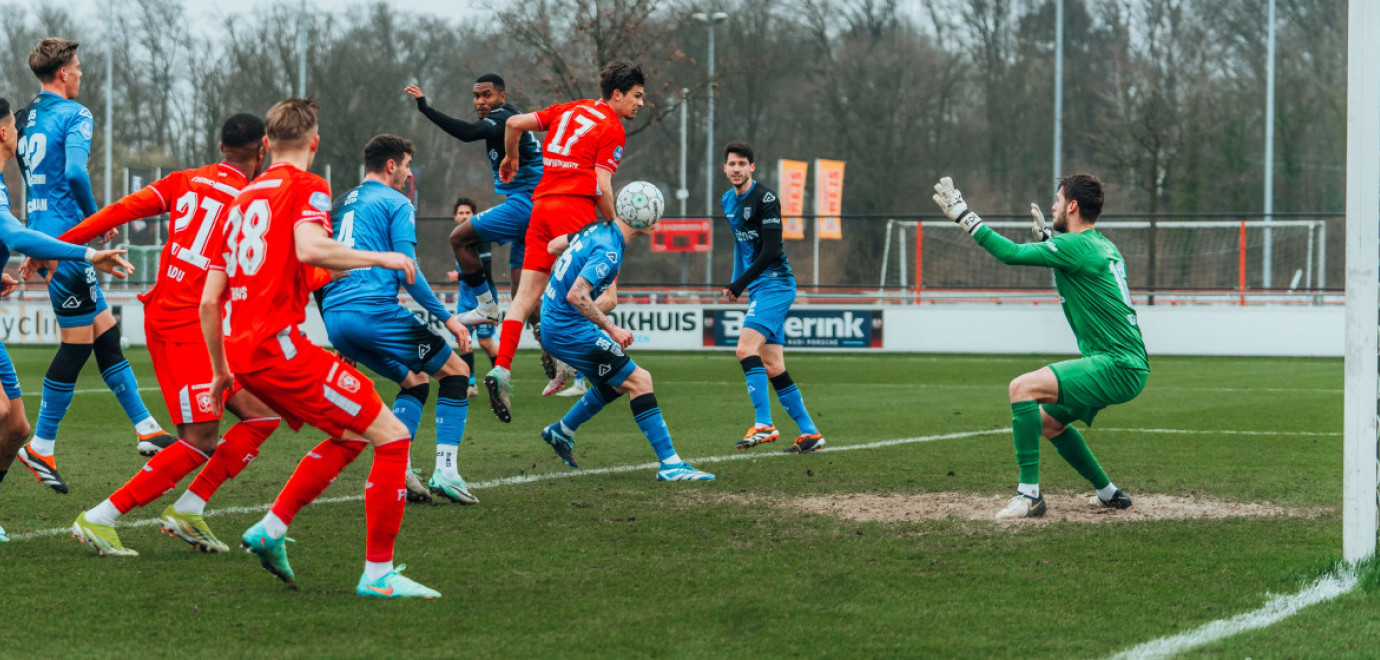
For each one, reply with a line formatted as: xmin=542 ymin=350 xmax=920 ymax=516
xmin=222 ymin=199 xmax=271 ymax=277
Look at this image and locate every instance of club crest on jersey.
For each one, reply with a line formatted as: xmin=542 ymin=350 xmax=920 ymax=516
xmin=310 ymin=192 xmax=332 ymax=211
xmin=743 ymin=208 xmax=752 ymax=220
xmin=196 ymin=392 xmax=214 ymax=414
xmin=338 ymin=371 xmax=360 ymax=393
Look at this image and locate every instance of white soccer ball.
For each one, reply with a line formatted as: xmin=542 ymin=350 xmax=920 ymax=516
xmin=616 ymin=181 xmax=664 ymax=229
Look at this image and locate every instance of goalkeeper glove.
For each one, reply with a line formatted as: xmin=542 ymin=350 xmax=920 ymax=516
xmin=1030 ymin=203 xmax=1052 ymax=241
xmin=932 ymin=177 xmax=983 ymax=235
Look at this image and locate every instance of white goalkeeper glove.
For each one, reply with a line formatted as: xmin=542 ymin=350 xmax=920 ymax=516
xmin=1030 ymin=203 xmax=1052 ymax=241
xmin=932 ymin=177 xmax=983 ymax=235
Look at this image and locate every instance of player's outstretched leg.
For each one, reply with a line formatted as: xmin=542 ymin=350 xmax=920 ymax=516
xmin=617 ymin=368 xmax=712 ymax=482
xmin=92 ymin=325 xmax=176 ymax=456
xmin=542 ymin=383 xmax=623 ymax=469
xmin=429 ymin=373 xmax=476 ymax=504
xmin=20 ymin=342 xmax=90 ymax=494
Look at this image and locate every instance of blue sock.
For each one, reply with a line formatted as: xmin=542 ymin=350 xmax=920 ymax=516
xmin=100 ymin=360 xmax=152 ymax=425
xmin=771 ymin=372 xmax=818 ymax=435
xmin=560 ymin=385 xmax=620 ymax=434
xmin=435 ymin=376 xmax=469 ymax=446
xmin=35 ymin=342 xmax=92 ymax=440
xmin=391 ymin=385 xmax=427 ymax=440
xmin=739 ymin=356 xmax=772 ymax=426
xmin=630 ymin=393 xmax=676 ymax=463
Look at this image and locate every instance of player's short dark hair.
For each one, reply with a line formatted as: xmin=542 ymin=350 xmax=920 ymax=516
xmin=1058 ymin=173 xmax=1104 ymax=222
xmin=724 ymin=142 xmax=755 ymax=164
xmin=453 ymin=196 xmax=478 ymax=214
xmin=265 ymin=97 xmax=319 ymax=149
xmin=364 ymin=134 xmax=415 ymax=173
xmin=29 ymin=38 xmax=80 ymax=83
xmin=599 ymin=60 xmax=645 ymax=100
xmin=475 ymin=74 xmax=505 ymax=91
xmin=0 ymin=98 xmax=10 ymax=121
xmin=220 ymin=113 xmax=265 ymax=149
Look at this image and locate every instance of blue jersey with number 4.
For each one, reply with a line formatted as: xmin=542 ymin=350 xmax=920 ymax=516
xmin=542 ymin=222 xmax=623 ymax=333
xmin=16 ymin=91 xmax=97 ymax=236
xmin=321 ymin=180 xmax=450 ymax=322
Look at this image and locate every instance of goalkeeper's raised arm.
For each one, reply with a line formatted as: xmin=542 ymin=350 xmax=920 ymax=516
xmin=931 ymin=177 xmax=1078 ymax=270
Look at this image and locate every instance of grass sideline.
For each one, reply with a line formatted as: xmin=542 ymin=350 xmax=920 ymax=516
xmin=0 ymin=346 xmax=1363 ymax=658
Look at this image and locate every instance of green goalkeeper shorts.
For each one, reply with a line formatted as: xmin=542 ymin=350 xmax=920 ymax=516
xmin=1042 ymin=354 xmax=1148 ymax=426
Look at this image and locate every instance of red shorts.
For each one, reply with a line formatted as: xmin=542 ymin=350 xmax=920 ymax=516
xmin=233 ymin=331 xmax=383 ymax=439
xmin=524 ymin=195 xmax=597 ymax=274
xmin=147 ymin=337 xmax=238 ymax=426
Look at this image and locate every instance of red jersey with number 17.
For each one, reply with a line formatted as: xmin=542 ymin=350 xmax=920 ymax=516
xmin=210 ymin=162 xmax=333 ymax=374
xmin=59 ymin=162 xmax=248 ymax=343
xmin=532 ymin=99 xmax=625 ymax=200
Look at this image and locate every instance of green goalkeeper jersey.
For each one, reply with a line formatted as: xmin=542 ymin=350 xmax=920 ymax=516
xmin=973 ymin=225 xmax=1149 ymax=371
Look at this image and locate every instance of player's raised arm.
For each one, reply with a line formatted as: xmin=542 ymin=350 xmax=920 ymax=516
xmin=405 ymin=86 xmax=497 ymax=143
xmin=931 ymin=176 xmax=1074 ymax=270
xmin=500 ymin=112 xmax=540 ymax=183
xmin=0 ymin=209 xmax=133 ymax=277
xmin=293 ymin=222 xmax=416 ymax=285
xmin=58 ymin=175 xmax=172 ymax=245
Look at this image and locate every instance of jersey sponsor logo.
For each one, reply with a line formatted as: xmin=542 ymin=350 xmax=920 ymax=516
xmin=61 ymin=296 xmax=81 ymax=310
xmin=762 ymin=192 xmax=777 ymax=203
xmin=598 ymin=364 xmax=611 ymax=376
xmin=762 ymin=217 xmax=781 ymax=226
xmin=612 ymin=146 xmax=623 ymax=162
xmin=543 ymin=157 xmax=581 ymax=169
xmin=734 ymin=229 xmax=759 ymax=242
xmin=309 ymin=192 xmax=332 ymax=212
xmin=595 ymin=263 xmax=610 ymax=278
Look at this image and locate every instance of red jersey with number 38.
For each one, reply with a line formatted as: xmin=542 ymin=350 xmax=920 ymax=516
xmin=532 ymin=99 xmax=625 ymax=200
xmin=210 ymin=162 xmax=332 ymax=374
xmin=60 ymin=162 xmax=248 ymax=343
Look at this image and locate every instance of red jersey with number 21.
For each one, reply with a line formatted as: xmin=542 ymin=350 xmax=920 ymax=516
xmin=533 ymin=99 xmax=625 ymax=200
xmin=211 ymin=162 xmax=333 ymax=374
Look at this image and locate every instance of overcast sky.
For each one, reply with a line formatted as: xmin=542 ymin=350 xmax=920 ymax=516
xmin=73 ymin=0 xmax=492 ymax=33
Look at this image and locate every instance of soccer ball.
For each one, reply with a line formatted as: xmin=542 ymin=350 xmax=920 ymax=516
xmin=616 ymin=181 xmax=664 ymax=229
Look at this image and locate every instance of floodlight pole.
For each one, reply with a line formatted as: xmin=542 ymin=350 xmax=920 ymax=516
xmin=694 ymin=12 xmax=728 ymax=286
xmin=297 ymin=0 xmax=307 ymax=97
xmin=676 ymin=91 xmax=690 ymax=285
xmin=1052 ymin=0 xmax=1063 ymax=195
xmin=1263 ymin=0 xmax=1276 ymax=289
xmin=1343 ymin=0 xmax=1380 ymax=564
xmin=104 ymin=0 xmax=114 ymax=206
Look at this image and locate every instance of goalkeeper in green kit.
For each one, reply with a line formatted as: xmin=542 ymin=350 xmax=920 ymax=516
xmin=932 ymin=174 xmax=1147 ymax=519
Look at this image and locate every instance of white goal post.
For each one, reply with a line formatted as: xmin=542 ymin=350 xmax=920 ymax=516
xmin=1343 ymin=0 xmax=1379 ymax=564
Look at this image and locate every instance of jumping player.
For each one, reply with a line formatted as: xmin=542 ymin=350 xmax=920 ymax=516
xmin=537 ymin=219 xmax=714 ymax=481
xmin=208 ymin=98 xmax=440 ymax=598
xmin=484 ymin=60 xmax=646 ymax=423
xmin=321 ymin=134 xmax=477 ymax=505
xmin=719 ymin=142 xmax=825 ymax=454
xmin=64 ymin=114 xmax=287 ymax=557
xmin=14 ymin=38 xmax=174 ymax=493
xmin=932 ymin=174 xmax=1144 ymax=519
xmin=0 ymin=97 xmax=134 ymax=542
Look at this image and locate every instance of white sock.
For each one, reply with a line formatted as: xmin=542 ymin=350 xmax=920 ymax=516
xmin=135 ymin=418 xmax=162 ymax=436
xmin=262 ymin=512 xmax=288 ymax=539
xmin=475 ymin=290 xmax=496 ymax=307
xmin=1017 ymin=483 xmax=1040 ymax=498
xmin=558 ymin=421 xmax=576 ymax=437
xmin=660 ymin=453 xmax=683 ymax=467
xmin=754 ymin=423 xmax=772 ymax=430
xmin=86 ymin=499 xmax=123 ymax=526
xmin=173 ymin=490 xmax=207 ymax=516
xmin=1097 ymin=483 xmax=1119 ymax=501
xmin=27 ymin=437 xmax=55 ymax=456
xmin=435 ymin=445 xmax=458 ymax=478
xmin=364 ymin=560 xmax=394 ymax=581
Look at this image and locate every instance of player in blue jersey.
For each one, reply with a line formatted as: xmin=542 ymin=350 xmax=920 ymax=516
xmin=719 ymin=142 xmax=824 ymax=455
xmin=13 ymin=39 xmax=175 ymax=494
xmin=0 ymin=96 xmax=135 ymax=538
xmin=446 ymin=197 xmax=499 ymax=397
xmin=537 ymin=219 xmax=714 ymax=481
xmin=320 ymin=135 xmax=479 ymax=504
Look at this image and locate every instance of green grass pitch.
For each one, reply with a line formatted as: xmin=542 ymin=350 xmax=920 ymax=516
xmin=0 ymin=346 xmax=1373 ymax=658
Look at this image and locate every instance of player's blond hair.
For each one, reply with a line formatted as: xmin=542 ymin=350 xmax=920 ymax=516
xmin=29 ymin=38 xmax=79 ymax=82
xmin=265 ymin=97 xmax=320 ymax=151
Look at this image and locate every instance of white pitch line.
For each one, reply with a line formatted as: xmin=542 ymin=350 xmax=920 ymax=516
xmin=5 ymin=428 xmax=1008 ymax=542
xmin=1096 ymin=428 xmax=1341 ymax=437
xmin=1105 ymin=565 xmax=1359 ymax=660
xmin=20 ymin=386 xmax=162 ymax=397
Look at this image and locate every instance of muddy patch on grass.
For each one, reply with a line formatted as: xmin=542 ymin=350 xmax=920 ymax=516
xmin=718 ymin=492 xmax=1331 ymax=524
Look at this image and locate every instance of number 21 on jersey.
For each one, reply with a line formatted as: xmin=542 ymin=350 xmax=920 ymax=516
xmin=170 ymin=192 xmax=224 ymax=270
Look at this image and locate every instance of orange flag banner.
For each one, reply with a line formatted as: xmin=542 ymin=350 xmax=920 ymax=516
xmin=814 ymin=159 xmax=845 ymax=239
xmin=777 ymin=159 xmax=808 ymax=240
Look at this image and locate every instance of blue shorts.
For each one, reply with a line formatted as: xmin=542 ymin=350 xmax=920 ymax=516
xmin=743 ymin=276 xmax=797 ymax=345
xmin=324 ymin=306 xmax=452 ymax=383
xmin=471 ymin=192 xmax=532 ymax=270
xmin=540 ymin=322 xmax=637 ymax=389
xmin=0 ymin=342 xmax=21 ymax=399
xmin=47 ymin=260 xmax=108 ymax=328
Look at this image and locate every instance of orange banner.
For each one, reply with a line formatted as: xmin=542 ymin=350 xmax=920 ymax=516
xmin=814 ymin=159 xmax=845 ymax=239
xmin=777 ymin=159 xmax=808 ymax=240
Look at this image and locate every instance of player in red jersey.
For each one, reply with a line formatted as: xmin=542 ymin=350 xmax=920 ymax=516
xmin=65 ymin=114 xmax=287 ymax=557
xmin=480 ymin=60 xmax=645 ymax=423
xmin=204 ymin=98 xmax=439 ymax=599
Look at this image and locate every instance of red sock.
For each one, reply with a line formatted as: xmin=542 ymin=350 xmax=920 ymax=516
xmin=187 ymin=417 xmax=280 ymax=501
xmin=109 ymin=440 xmax=209 ymax=513
xmin=269 ymin=438 xmax=366 ymax=526
xmin=496 ymin=319 xmax=523 ymax=370
xmin=364 ymin=438 xmax=410 ymax=563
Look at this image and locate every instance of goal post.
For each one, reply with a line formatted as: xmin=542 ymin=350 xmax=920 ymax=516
xmin=1343 ymin=0 xmax=1379 ymax=564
